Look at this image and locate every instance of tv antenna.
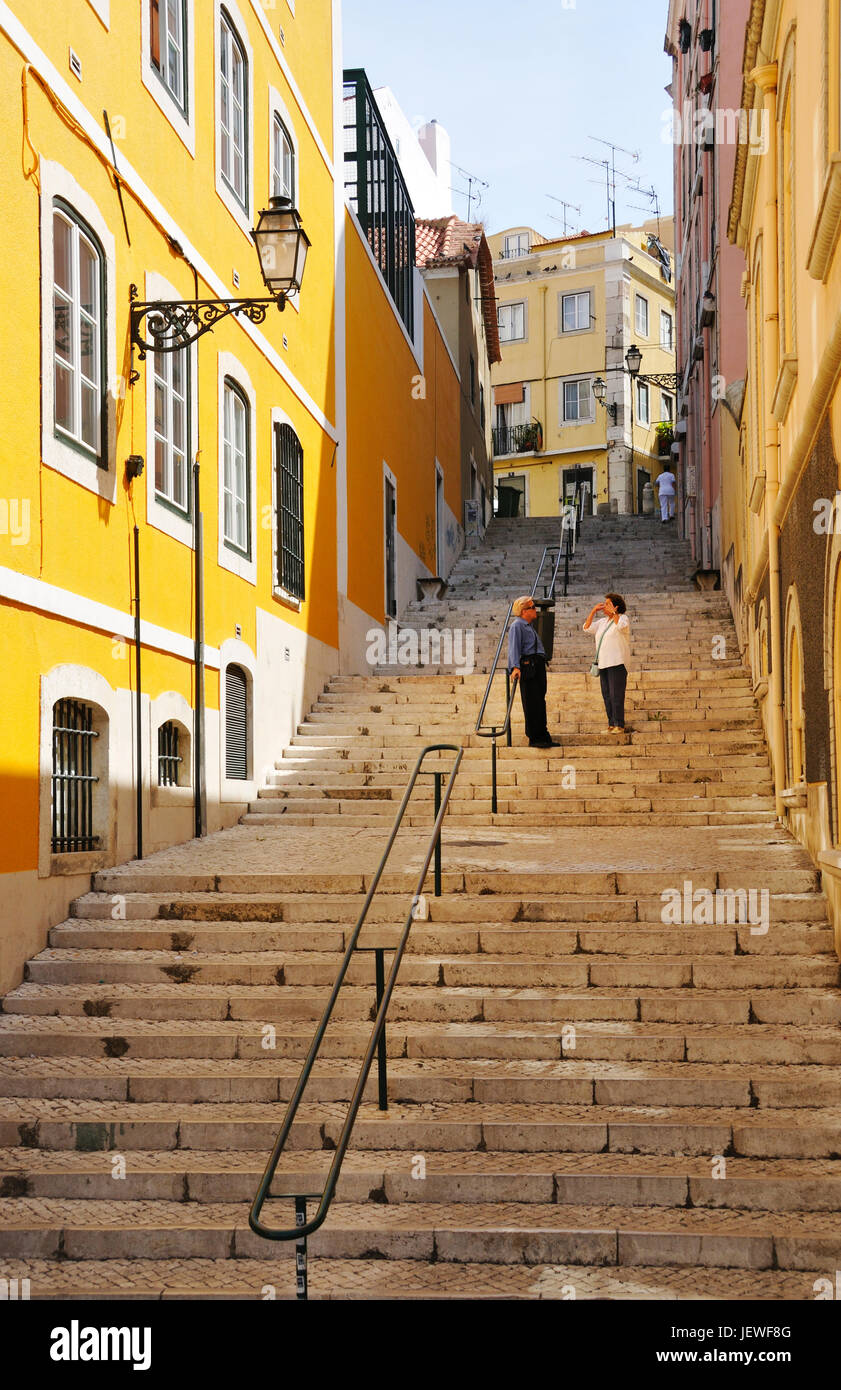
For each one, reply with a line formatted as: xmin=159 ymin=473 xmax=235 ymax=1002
xmin=627 ymin=180 xmax=662 ymax=236
xmin=546 ymin=195 xmax=581 ymax=236
xmin=574 ymin=137 xmax=640 ymax=235
xmin=450 ymin=162 xmax=489 ymax=220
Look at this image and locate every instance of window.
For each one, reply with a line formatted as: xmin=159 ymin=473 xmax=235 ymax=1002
xmin=154 ymin=348 xmax=190 ymax=516
xmin=150 ymin=0 xmax=187 ymax=112
xmin=272 ymin=114 xmax=295 ymax=202
xmin=469 ymin=354 xmax=476 ymax=406
xmin=157 ymin=721 xmax=183 ymax=786
xmin=504 ymin=233 xmax=530 ymax=259
xmin=498 ymin=301 xmax=525 ymax=342
xmin=661 ymin=392 xmax=674 ymax=422
xmin=51 ymin=699 xmax=100 ymax=852
xmin=219 ymin=10 xmax=248 ymax=208
xmin=479 ymin=383 xmax=486 ymax=429
xmin=561 ymin=291 xmax=591 ymax=333
xmin=660 ymin=309 xmax=674 ymax=350
xmin=563 ymin=378 xmax=593 ymax=423
xmin=275 ymin=422 xmax=305 ymax=600
xmin=635 ymin=294 xmax=650 ymax=338
xmin=53 ymin=203 xmax=105 ymax=463
xmin=225 ymin=664 xmax=249 ymax=780
xmin=636 ymin=381 xmax=650 ymax=425
xmin=222 ymin=379 xmax=250 ymax=558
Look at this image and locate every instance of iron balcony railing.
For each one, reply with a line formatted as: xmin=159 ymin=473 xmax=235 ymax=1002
xmin=492 ymin=422 xmax=543 ymax=457
xmin=249 ymin=743 xmax=463 ymax=1297
xmin=475 ymin=503 xmax=582 ymax=812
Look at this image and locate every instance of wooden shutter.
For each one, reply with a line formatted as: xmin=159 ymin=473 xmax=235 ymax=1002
xmin=275 ymin=423 xmax=305 ymax=600
xmin=150 ymin=0 xmax=161 ymax=68
xmin=225 ymin=665 xmax=248 ymax=780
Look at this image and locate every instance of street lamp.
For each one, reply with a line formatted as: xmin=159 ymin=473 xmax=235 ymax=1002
xmin=129 ymin=196 xmax=311 ymax=361
xmin=625 ymin=343 xmax=643 ymax=379
xmin=592 ymin=375 xmax=617 ymax=422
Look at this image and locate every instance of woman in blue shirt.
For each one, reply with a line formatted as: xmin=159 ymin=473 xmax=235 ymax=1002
xmin=508 ymin=596 xmax=558 ymax=748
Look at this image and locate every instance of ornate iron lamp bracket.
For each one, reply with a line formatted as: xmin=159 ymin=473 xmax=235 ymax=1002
xmin=637 ymin=372 xmax=680 ymax=390
xmin=128 ymin=282 xmax=285 ymax=360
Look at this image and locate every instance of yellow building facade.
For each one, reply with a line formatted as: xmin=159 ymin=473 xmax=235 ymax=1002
xmin=0 ymin=5 xmax=465 ymax=992
xmin=727 ymin=0 xmax=841 ymax=946
xmin=489 ymin=220 xmax=677 ymax=517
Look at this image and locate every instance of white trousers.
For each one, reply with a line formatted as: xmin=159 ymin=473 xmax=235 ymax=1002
xmin=660 ymin=492 xmax=675 ymax=521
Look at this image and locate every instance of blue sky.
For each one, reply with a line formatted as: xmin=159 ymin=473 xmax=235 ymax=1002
xmin=341 ymin=0 xmax=675 ymax=237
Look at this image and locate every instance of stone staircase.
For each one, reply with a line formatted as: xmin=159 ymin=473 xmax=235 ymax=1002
xmin=1 ymin=516 xmax=840 ymax=1300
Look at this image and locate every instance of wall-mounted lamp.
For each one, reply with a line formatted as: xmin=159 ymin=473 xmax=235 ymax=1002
xmin=125 ymin=454 xmax=145 ymax=480
xmin=592 ymin=376 xmax=617 ymax=421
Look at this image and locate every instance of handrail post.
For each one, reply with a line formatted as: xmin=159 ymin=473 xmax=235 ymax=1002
xmin=374 ymin=947 xmax=388 ymax=1110
xmin=491 ymin=735 xmax=498 ymax=815
xmin=433 ymin=771 xmax=443 ymax=897
xmin=295 ymin=1197 xmax=308 ymax=1300
xmin=564 ymin=548 xmax=569 ymax=597
xmin=505 ymin=669 xmax=512 ymax=747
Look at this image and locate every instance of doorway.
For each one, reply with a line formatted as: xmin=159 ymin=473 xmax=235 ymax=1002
xmin=562 ymin=466 xmax=594 ymax=516
xmin=384 ymin=477 xmax=397 ymax=619
xmin=636 ymin=467 xmax=651 ymax=515
xmin=496 ymin=474 xmax=526 ymax=517
xmin=435 ymin=466 xmax=444 ymax=577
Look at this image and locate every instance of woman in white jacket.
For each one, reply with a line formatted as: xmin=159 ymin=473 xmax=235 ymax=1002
xmin=583 ymin=592 xmax=631 ymax=733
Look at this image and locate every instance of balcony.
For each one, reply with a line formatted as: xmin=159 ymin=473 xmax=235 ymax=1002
xmin=492 ymin=422 xmax=543 ymax=457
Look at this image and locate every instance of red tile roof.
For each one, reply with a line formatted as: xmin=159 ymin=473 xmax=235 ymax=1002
xmin=416 ymin=217 xmax=501 ymax=364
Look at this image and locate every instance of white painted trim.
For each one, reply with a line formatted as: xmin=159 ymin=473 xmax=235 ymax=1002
xmin=0 ymin=5 xmax=337 ymax=440
xmin=346 ymin=205 xmax=424 ymax=371
xmin=219 ymin=638 xmax=257 ymax=801
xmin=143 ymin=270 xmax=197 ymax=549
xmin=333 ymin=0 xmax=349 ymax=599
xmin=269 ymin=405 xmax=304 ymax=610
xmin=39 ymin=160 xmax=117 ymax=503
xmin=0 ymin=565 xmax=221 ymax=668
xmin=217 ymin=352 xmax=258 ymax=585
xmin=140 ymin=0 xmax=196 ymax=156
xmin=39 ymin=665 xmax=118 ymax=878
xmin=214 ymin=0 xmax=255 ymax=239
xmin=248 ymin=0 xmax=333 ymax=174
xmin=86 ymin=0 xmax=109 ymax=26
xmin=383 ymin=462 xmax=398 ymax=620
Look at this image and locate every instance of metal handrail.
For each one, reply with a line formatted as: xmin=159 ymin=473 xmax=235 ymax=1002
xmin=249 ymin=743 xmax=463 ymax=1249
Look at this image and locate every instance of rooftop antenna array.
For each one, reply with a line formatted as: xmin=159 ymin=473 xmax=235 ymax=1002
xmin=449 ymin=162 xmax=489 ymax=221
xmin=626 ymin=180 xmax=663 ymax=238
xmin=574 ymin=136 xmax=640 ymax=236
xmin=546 ymin=194 xmax=582 ymax=236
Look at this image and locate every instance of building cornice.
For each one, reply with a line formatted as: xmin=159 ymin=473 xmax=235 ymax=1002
xmin=728 ymin=0 xmax=768 ymax=246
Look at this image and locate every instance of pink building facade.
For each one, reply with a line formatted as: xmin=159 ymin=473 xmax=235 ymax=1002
xmin=665 ymin=0 xmax=749 ymax=581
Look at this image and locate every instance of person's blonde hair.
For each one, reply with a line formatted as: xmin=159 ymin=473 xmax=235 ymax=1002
xmin=512 ymin=595 xmax=535 ymax=618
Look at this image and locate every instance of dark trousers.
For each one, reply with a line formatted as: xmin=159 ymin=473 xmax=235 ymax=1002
xmin=599 ymin=663 xmax=627 ymax=728
xmin=518 ymin=659 xmax=549 ymax=742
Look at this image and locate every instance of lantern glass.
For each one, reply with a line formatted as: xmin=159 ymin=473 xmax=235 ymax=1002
xmin=592 ymin=376 xmax=607 ymax=404
xmin=252 ymin=197 xmax=311 ymax=297
xmin=625 ymin=344 xmax=642 ymax=378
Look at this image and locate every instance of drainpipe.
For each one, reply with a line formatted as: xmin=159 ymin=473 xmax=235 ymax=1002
xmin=753 ymin=62 xmax=785 ymax=821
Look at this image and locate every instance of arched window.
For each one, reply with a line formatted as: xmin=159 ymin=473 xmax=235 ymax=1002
xmin=225 ymin=664 xmax=249 ymax=780
xmin=787 ymin=621 xmax=806 ymax=785
xmin=272 ymin=115 xmax=295 ymax=203
xmin=150 ymin=0 xmax=188 ymax=113
xmin=51 ymin=699 xmax=101 ymax=852
xmin=157 ymin=720 xmax=187 ymax=786
xmin=275 ymin=422 xmax=305 ymax=599
xmin=222 ymin=378 xmax=250 ymax=558
xmin=53 ymin=201 xmax=106 ymax=463
xmin=219 ymin=9 xmax=248 ymax=207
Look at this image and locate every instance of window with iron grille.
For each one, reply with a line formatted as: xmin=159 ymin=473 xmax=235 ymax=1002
xmin=157 ymin=720 xmax=182 ymax=786
xmin=51 ymin=699 xmax=100 ymax=853
xmin=275 ymin=422 xmax=305 ymax=600
xmin=150 ymin=0 xmax=188 ymax=114
xmin=53 ymin=201 xmax=106 ymax=464
xmin=343 ymin=70 xmax=415 ymax=337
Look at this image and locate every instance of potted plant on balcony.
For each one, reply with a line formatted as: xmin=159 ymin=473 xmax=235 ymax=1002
xmin=521 ymin=421 xmax=543 ymax=453
xmin=655 ymin=421 xmax=674 ymax=456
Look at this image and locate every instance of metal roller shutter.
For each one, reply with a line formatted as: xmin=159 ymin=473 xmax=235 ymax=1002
xmin=225 ymin=664 xmax=248 ymax=780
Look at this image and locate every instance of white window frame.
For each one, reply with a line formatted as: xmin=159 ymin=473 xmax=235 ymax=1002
xmin=660 ymin=309 xmax=674 ymax=350
xmin=217 ymin=353 xmax=257 ymax=584
xmin=636 ymin=381 xmax=651 ymax=425
xmin=561 ymin=376 xmax=595 ymax=425
xmin=53 ymin=205 xmax=103 ymax=461
xmin=503 ymin=232 xmax=530 ymax=259
xmin=268 ymin=88 xmax=300 ymax=312
xmin=560 ymin=289 xmax=593 ymax=334
xmin=215 ymin=0 xmax=253 ymax=236
xmin=141 ymin=0 xmax=196 ymax=154
xmin=39 ymin=161 xmax=116 ymax=503
xmin=661 ymin=391 xmax=674 ymax=422
xmin=144 ymin=272 xmax=197 ymax=548
xmin=498 ymin=300 xmax=526 ymax=342
xmin=635 ymin=294 xmax=650 ymax=338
